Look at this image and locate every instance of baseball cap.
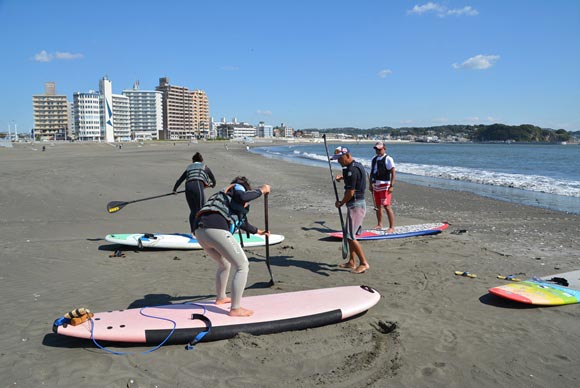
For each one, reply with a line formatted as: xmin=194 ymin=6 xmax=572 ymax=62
xmin=330 ymin=146 xmax=349 ymax=160
xmin=373 ymin=141 xmax=384 ymax=150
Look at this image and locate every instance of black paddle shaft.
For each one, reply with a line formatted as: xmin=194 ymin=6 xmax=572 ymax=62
xmin=322 ymin=134 xmax=349 ymax=260
xmin=106 ymin=190 xmax=185 ymax=214
xmin=264 ymin=193 xmax=274 ymax=285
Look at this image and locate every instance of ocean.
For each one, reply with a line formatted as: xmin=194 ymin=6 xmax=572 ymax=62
xmin=250 ymin=142 xmax=580 ymax=215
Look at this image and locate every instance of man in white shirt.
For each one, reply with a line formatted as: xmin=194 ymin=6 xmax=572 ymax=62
xmin=369 ymin=141 xmax=396 ymax=233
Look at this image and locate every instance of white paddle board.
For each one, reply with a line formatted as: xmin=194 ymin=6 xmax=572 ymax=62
xmin=105 ymin=232 xmax=285 ymax=250
xmin=329 ymin=222 xmax=448 ymax=240
xmin=53 ymin=285 xmax=381 ymax=344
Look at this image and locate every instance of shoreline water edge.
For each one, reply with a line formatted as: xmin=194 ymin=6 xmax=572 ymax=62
xmin=0 ymin=141 xmax=579 ymax=387
xmin=250 ymin=141 xmax=580 ymax=215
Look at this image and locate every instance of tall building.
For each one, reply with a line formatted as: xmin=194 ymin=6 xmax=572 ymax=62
xmin=99 ymin=76 xmax=114 ymax=142
xmin=73 ymin=91 xmax=101 ymax=141
xmin=156 ymin=77 xmax=195 ymax=140
xmin=122 ymin=82 xmax=163 ymax=141
xmin=192 ymin=89 xmax=210 ymax=138
xmin=111 ymin=94 xmax=131 ymax=141
xmin=32 ymin=82 xmax=70 ymax=140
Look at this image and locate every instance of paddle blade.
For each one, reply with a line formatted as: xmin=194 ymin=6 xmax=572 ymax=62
xmin=106 ymin=201 xmax=127 ymax=214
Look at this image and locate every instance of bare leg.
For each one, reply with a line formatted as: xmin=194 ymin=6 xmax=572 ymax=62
xmin=386 ymin=205 xmax=395 ymax=233
xmin=374 ymin=196 xmax=383 ymax=229
xmin=349 ymin=240 xmax=370 ymax=273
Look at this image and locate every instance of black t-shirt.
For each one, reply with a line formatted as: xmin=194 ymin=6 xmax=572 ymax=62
xmin=342 ymin=161 xmax=366 ymax=204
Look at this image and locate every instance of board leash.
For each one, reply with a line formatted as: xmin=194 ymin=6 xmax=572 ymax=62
xmin=84 ymin=303 xmax=210 ymax=354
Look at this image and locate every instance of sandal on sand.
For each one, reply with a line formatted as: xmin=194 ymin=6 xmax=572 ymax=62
xmin=455 ymin=271 xmax=476 ymax=278
xmin=497 ymin=274 xmax=522 ymax=282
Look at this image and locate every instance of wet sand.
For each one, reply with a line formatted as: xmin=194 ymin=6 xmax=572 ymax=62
xmin=0 ymin=141 xmax=579 ymax=387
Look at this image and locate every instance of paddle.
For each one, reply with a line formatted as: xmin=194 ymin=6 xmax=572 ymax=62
xmin=264 ymin=193 xmax=275 ymax=286
xmin=322 ymin=134 xmax=349 ymax=260
xmin=106 ymin=190 xmax=185 ymax=214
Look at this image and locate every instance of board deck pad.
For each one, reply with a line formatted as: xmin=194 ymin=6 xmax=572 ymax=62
xmin=329 ymin=222 xmax=448 ymax=240
xmin=489 ymin=270 xmax=580 ymax=306
xmin=105 ymin=232 xmax=284 ymax=250
xmin=53 ymin=285 xmax=381 ymax=345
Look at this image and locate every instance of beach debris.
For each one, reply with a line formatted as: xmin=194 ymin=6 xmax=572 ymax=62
xmin=454 ymin=271 xmax=477 ymax=278
xmin=497 ymin=274 xmax=522 ymax=282
xmin=377 ymin=320 xmax=398 ymax=334
xmin=451 ymin=229 xmax=467 ymax=235
xmin=109 ymin=250 xmax=126 ymax=258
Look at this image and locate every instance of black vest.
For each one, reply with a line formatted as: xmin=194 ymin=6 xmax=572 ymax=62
xmin=370 ymin=155 xmax=391 ymax=182
xmin=196 ymin=188 xmax=249 ymax=233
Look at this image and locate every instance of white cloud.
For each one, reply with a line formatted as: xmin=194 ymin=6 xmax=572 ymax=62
xmin=452 ymin=54 xmax=500 ymax=70
xmin=256 ymin=110 xmax=272 ymax=116
xmin=400 ymin=120 xmax=414 ymax=125
xmin=55 ymin=51 xmax=84 ymax=60
xmin=408 ymin=2 xmax=444 ymax=15
xmin=378 ymin=69 xmax=392 ymax=78
xmin=447 ymin=6 xmax=478 ymax=16
xmin=408 ymin=2 xmax=478 ymax=17
xmin=33 ymin=50 xmax=51 ymax=62
xmin=33 ymin=50 xmax=83 ymax=62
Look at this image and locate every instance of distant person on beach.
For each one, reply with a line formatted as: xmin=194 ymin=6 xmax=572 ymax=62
xmin=173 ymin=152 xmax=216 ymax=234
xmin=194 ymin=176 xmax=270 ymax=317
xmin=332 ymin=146 xmax=370 ymax=274
xmin=369 ymin=141 xmax=396 ymax=233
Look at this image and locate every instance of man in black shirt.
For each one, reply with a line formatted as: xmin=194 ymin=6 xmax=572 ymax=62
xmin=331 ymin=146 xmax=370 ymax=274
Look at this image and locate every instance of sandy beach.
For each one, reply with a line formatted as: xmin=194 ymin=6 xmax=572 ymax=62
xmin=1 ymin=141 xmax=579 ymax=388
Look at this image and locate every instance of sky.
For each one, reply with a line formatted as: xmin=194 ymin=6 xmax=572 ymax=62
xmin=0 ymin=0 xmax=579 ymax=133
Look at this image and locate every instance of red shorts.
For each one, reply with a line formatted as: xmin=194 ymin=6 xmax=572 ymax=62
xmin=373 ymin=184 xmax=392 ymax=206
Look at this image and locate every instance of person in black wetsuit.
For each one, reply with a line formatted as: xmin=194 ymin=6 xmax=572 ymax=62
xmin=173 ymin=152 xmax=216 ymax=234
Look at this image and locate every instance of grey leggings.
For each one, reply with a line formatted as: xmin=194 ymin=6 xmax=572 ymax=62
xmin=194 ymin=228 xmax=249 ymax=309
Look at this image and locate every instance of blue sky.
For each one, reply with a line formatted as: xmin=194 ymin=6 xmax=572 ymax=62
xmin=1 ymin=0 xmax=579 ymax=133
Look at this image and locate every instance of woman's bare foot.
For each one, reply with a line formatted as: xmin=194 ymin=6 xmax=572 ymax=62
xmin=374 ymin=225 xmax=383 ymax=230
xmin=229 ymin=307 xmax=254 ymax=317
xmin=352 ymin=264 xmax=370 ymax=274
xmin=387 ymin=228 xmax=395 ymax=233
xmin=215 ymin=297 xmax=231 ymax=305
xmin=339 ymin=261 xmax=355 ymax=269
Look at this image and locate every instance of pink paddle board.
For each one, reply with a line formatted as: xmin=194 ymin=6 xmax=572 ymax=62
xmin=53 ymin=285 xmax=381 ymax=345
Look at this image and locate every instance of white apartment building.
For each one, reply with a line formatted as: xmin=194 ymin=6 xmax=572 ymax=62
xmin=112 ymin=94 xmax=131 ymax=142
xmin=257 ymin=122 xmax=273 ymax=138
xmin=73 ymin=91 xmax=101 ymax=141
xmin=122 ymin=83 xmax=163 ymax=141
